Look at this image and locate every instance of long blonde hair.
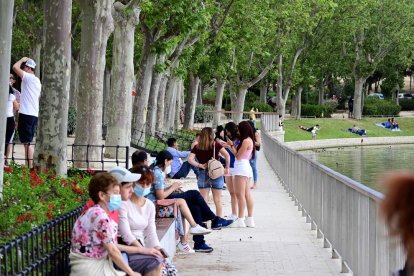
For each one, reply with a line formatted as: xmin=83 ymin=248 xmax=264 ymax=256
xmin=197 ymin=127 xmax=214 ymax=151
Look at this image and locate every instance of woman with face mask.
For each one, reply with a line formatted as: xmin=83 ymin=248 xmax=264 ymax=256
xmin=70 ymin=173 xmax=141 ymax=276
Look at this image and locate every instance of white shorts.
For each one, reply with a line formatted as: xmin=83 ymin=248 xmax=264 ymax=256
xmin=233 ymin=159 xmax=253 ymax=178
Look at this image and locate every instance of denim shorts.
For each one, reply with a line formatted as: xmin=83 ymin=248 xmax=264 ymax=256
xmin=197 ymin=170 xmax=224 ymax=190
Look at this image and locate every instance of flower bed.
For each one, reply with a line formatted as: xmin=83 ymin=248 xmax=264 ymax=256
xmin=0 ymin=164 xmax=93 ymax=244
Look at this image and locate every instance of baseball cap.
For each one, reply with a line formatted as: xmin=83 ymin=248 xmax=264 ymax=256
xmin=25 ymin=59 xmax=36 ymax=69
xmin=109 ymin=166 xmax=141 ymax=183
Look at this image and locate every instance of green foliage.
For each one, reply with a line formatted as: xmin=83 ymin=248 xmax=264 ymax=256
xmin=363 ymin=99 xmax=401 ymax=116
xmin=301 ymin=104 xmax=333 ymax=118
xmin=244 ymin=101 xmax=273 ymax=112
xmin=202 ymin=90 xmax=216 ymax=105
xmin=68 ymin=106 xmax=77 ymax=136
xmin=399 ymin=99 xmax=414 ymax=111
xmin=194 ymin=104 xmax=214 ymax=123
xmin=0 ymin=164 xmax=91 ymax=243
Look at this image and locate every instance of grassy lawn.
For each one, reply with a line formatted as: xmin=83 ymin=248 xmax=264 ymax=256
xmin=283 ymin=117 xmax=414 ymax=142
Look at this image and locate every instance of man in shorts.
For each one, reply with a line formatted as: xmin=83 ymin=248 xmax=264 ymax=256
xmin=13 ymin=57 xmax=41 ymax=168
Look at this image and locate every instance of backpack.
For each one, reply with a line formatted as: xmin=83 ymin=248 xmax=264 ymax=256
xmin=208 ymin=142 xmax=224 ymax=179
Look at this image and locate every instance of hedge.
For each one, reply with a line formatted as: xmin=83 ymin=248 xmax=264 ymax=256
xmin=363 ymin=99 xmax=401 ymax=116
xmin=399 ymin=98 xmax=414 ymax=111
xmin=301 ymin=104 xmax=333 ymax=118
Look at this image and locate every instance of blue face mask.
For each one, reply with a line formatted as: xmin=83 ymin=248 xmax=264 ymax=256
xmin=106 ymin=194 xmax=122 ymax=212
xmin=134 ymin=185 xmax=151 ymax=198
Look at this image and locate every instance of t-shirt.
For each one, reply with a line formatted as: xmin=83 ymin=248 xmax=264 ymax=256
xmin=20 ymin=72 xmax=41 ymax=117
xmin=71 ymin=205 xmax=117 ymax=258
xmin=191 ymin=141 xmax=223 ymax=164
xmin=118 ymin=199 xmax=160 ymax=248
xmin=146 ymin=166 xmax=165 ymax=203
xmin=7 ymin=93 xmax=16 ymax=118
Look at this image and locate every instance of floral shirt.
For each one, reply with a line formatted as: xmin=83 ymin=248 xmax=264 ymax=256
xmin=71 ymin=205 xmax=117 ymax=258
xmin=146 ymin=166 xmax=165 ymax=203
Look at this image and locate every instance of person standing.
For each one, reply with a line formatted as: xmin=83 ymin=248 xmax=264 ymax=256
xmin=12 ymin=57 xmax=41 ymax=168
xmin=4 ymin=79 xmax=19 ymax=164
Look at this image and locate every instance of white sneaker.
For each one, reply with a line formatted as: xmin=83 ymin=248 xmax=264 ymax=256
xmin=176 ymin=242 xmax=195 ymax=254
xmin=245 ymin=217 xmax=255 ymax=228
xmin=229 ymin=218 xmax=246 ymax=228
xmin=189 ymin=224 xmax=211 ymax=235
xmin=226 ymin=214 xmax=238 ymax=221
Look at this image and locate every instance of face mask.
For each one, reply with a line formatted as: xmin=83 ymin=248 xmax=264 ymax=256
xmin=134 ymin=185 xmax=151 ymax=197
xmin=106 ymin=194 xmax=122 ymax=212
xmin=165 ymin=165 xmax=172 ymax=175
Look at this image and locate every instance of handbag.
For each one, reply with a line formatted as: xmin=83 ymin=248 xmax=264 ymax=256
xmin=156 ymin=199 xmax=178 ymax=218
xmin=208 ymin=142 xmax=224 ymax=179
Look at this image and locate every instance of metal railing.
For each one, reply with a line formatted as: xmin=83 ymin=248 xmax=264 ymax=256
xmin=5 ymin=143 xmax=129 ymax=170
xmin=260 ymin=119 xmax=405 ymax=275
xmin=0 ymin=207 xmax=82 ymax=276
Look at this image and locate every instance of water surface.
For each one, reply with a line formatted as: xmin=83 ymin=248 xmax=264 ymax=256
xmin=301 ymin=144 xmax=414 ymax=191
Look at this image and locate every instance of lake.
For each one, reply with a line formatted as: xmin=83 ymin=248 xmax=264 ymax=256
xmin=301 ymin=144 xmax=414 ymax=191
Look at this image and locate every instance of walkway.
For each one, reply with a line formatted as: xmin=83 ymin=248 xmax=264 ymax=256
xmin=174 ymin=152 xmax=346 ymax=275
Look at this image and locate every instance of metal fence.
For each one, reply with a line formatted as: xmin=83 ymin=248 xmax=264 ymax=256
xmin=5 ymin=143 xmax=129 ymax=170
xmin=260 ymin=119 xmax=405 ymax=275
xmin=0 ymin=207 xmax=82 ymax=276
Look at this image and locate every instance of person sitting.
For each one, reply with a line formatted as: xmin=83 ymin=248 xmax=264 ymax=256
xmin=148 ymin=150 xmax=233 ymax=253
xmin=166 ymin=138 xmax=199 ymax=179
xmin=381 ymin=118 xmax=392 ymax=129
xmin=70 ymin=173 xmax=141 ymax=276
xmin=390 ymin=117 xmax=400 ymax=129
xmin=131 ymin=150 xmax=149 ymax=169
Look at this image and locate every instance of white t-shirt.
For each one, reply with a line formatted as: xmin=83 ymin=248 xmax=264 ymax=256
xmin=19 ymin=72 xmax=41 ymax=117
xmin=7 ymin=93 xmax=16 ymax=117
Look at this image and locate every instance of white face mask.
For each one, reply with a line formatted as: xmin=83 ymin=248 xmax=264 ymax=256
xmin=165 ymin=165 xmax=172 ymax=175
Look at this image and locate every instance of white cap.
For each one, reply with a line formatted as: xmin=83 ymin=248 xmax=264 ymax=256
xmin=108 ymin=166 xmax=141 ymax=183
xmin=25 ymin=58 xmax=36 ymax=69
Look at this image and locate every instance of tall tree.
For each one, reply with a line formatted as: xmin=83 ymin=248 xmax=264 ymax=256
xmin=105 ymin=0 xmax=140 ymax=158
xmin=35 ymin=0 xmax=72 ymax=175
xmin=0 ymin=0 xmax=15 ymax=199
xmin=74 ymin=0 xmax=114 ymax=167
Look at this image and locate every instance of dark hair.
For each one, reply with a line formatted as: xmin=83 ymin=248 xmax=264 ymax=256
xmin=151 ymin=150 xmax=173 ymax=170
xmin=380 ymin=173 xmax=414 ymax=265
xmin=131 ymin=150 xmax=148 ymax=166
xmin=215 ymin=125 xmax=224 ymax=140
xmin=89 ymin=173 xmax=118 ymax=204
xmin=224 ymin=122 xmax=238 ymax=141
xmin=237 ymin=121 xmax=256 ymax=159
xmin=248 ymin=120 xmax=257 ymax=133
xmin=131 ymin=165 xmax=155 ymax=184
xmin=167 ymin=138 xmax=177 ymax=147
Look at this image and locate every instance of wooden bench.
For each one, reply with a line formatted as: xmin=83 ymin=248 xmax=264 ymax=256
xmin=155 ymin=218 xmax=176 ymax=258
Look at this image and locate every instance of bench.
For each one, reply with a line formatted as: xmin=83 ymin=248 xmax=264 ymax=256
xmin=155 ymin=218 xmax=177 ymax=258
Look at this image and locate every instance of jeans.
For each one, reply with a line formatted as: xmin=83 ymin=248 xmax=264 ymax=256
xmin=167 ymin=190 xmax=215 ymax=246
xmin=172 ymin=161 xmax=199 ymax=179
xmin=249 ymin=152 xmax=258 ymax=183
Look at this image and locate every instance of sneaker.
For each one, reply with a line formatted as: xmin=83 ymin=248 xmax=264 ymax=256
xmin=194 ymin=243 xmax=214 ymax=253
xmin=176 ymin=242 xmax=195 ymax=254
xmin=189 ymin=224 xmax=211 ymax=235
xmin=211 ymin=217 xmax=234 ymax=230
xmin=226 ymin=214 xmax=238 ymax=221
xmin=229 ymin=218 xmax=246 ymax=228
xmin=245 ymin=217 xmax=255 ymax=228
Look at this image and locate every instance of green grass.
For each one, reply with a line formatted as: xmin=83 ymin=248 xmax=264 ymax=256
xmin=283 ymin=117 xmax=414 ymax=142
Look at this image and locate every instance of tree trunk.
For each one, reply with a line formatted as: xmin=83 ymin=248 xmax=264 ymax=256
xmin=296 ymin=86 xmax=303 ymax=119
xmin=102 ymin=70 xmax=111 ymax=138
xmin=35 ymin=0 xmax=71 ymax=175
xmin=353 ymin=77 xmax=365 ymax=120
xmin=164 ymin=74 xmax=179 ymax=131
xmin=231 ymin=87 xmax=248 ymax=123
xmin=0 ymin=0 xmax=14 ymax=199
xmin=212 ymin=79 xmax=225 ymax=128
xmin=260 ymin=80 xmax=267 ymax=103
xmin=146 ymin=54 xmax=165 ymax=136
xmin=74 ymin=0 xmax=114 ymax=168
xmin=32 ymin=41 xmax=42 ymax=79
xmin=156 ymin=74 xmax=168 ymax=131
xmin=196 ymin=79 xmax=203 ymax=105
xmin=131 ymin=33 xmax=156 ymax=139
xmin=291 ymin=95 xmax=297 ymax=118
xmin=175 ymin=79 xmax=183 ymax=130
xmin=183 ymin=72 xmax=200 ymax=129
xmin=318 ymin=78 xmax=325 ymax=105
xmin=69 ymin=56 xmax=79 ymax=109
xmin=105 ymin=2 xmax=140 ymax=158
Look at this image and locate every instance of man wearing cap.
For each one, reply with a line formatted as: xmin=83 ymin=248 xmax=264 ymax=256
xmin=166 ymin=138 xmax=199 ymax=179
xmin=12 ymin=57 xmax=41 ymax=168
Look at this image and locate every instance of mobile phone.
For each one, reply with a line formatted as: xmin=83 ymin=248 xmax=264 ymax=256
xmin=159 ymin=248 xmax=169 ymax=258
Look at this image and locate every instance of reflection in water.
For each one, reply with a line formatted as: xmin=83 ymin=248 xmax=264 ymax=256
xmin=301 ymin=145 xmax=414 ymax=191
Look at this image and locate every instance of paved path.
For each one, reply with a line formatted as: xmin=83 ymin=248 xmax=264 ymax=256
xmin=174 ymin=152 xmax=345 ymax=276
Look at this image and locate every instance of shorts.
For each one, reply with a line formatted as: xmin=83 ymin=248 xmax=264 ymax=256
xmin=197 ymin=170 xmax=224 ymax=190
xmin=127 ymin=253 xmax=163 ymax=274
xmin=5 ymin=117 xmax=15 ymax=143
xmin=228 ymin=167 xmax=236 ymax=176
xmin=18 ymin=113 xmax=38 ymax=143
xmin=233 ymin=159 xmax=253 ymax=178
